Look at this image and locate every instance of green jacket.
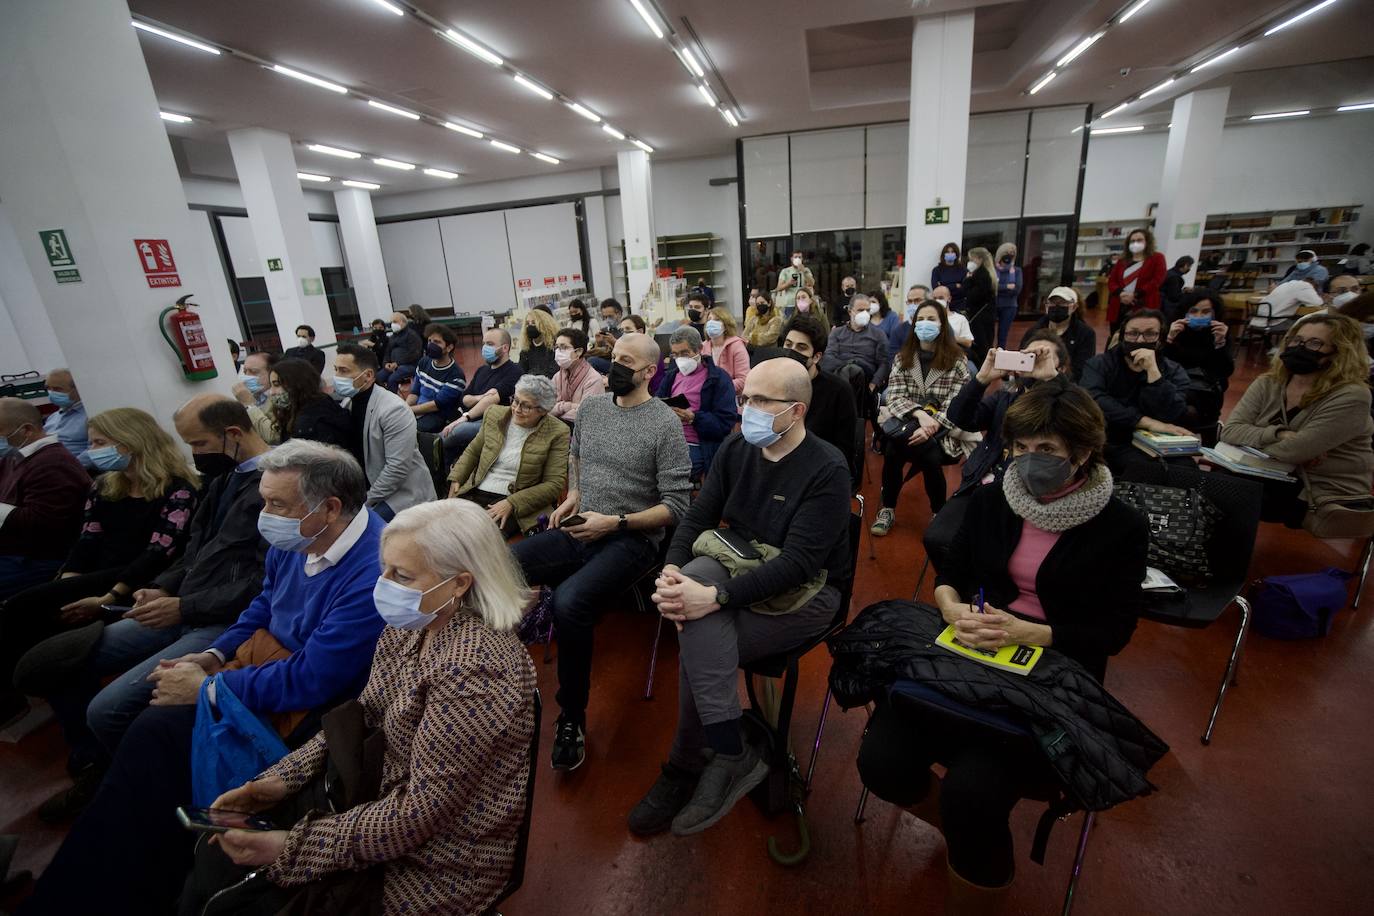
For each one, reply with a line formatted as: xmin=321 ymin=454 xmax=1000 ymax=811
xmin=449 ymin=407 xmax=569 ymax=533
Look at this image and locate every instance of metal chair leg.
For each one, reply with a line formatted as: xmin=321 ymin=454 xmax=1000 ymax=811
xmin=643 ymin=614 xmax=664 ymax=700
xmin=911 ymin=556 xmax=930 ymax=600
xmin=542 ymin=616 xmax=554 ymax=665
xmin=854 ymin=786 xmax=871 ymax=824
xmin=1202 ymin=596 xmax=1250 ymax=745
xmin=803 ymin=688 xmax=833 ymax=794
xmin=1353 ymin=536 xmax=1373 ymax=609
xmin=1060 ymin=811 xmax=1096 ymax=916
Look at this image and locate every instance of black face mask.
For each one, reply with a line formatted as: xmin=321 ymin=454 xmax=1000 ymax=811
xmin=193 ymin=451 xmax=237 ymax=480
xmin=842 ymin=286 xmax=855 ymax=298
xmin=1123 ymin=341 xmax=1156 ymax=359
xmin=527 ymin=328 xmax=541 ymax=343
xmin=1280 ymin=346 xmax=1326 ymax=375
xmin=424 ymin=342 xmax=444 ymax=360
xmin=1047 ymin=305 xmax=1070 ymax=323
xmin=756 ymin=300 xmax=770 ymax=313
xmin=607 ymin=361 xmax=641 ymax=397
xmin=783 ymin=348 xmax=811 ymax=369
xmin=687 ymin=309 xmax=702 ymax=324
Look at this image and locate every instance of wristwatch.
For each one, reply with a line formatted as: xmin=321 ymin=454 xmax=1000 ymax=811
xmin=617 ymin=513 xmax=628 ymax=531
xmin=714 ymin=585 xmax=729 ymax=608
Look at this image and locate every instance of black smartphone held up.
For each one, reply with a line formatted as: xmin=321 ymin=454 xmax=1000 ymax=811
xmin=558 ymin=514 xmax=587 ymax=529
xmin=176 ymin=807 xmax=277 ymax=835
xmin=711 ymin=528 xmax=762 ymax=562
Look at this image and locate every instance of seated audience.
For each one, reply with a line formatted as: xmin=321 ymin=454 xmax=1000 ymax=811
xmin=282 ymin=324 xmax=326 ymax=374
xmin=42 ymin=367 xmax=90 ymax=461
xmin=0 ymin=398 xmax=90 ymax=599
xmin=702 ymin=307 xmax=750 ymax=394
xmin=793 ymin=287 xmax=827 ymax=332
xmin=1081 ymin=309 xmax=1193 ymax=479
xmin=630 ymin=358 xmax=850 ymax=837
xmin=869 ymin=289 xmax=902 ymax=346
xmin=887 ymin=286 xmax=926 ymax=352
xmin=513 ymin=333 xmax=691 ymax=772
xmin=409 ymin=323 xmax=467 ymax=433
xmin=360 ymin=317 xmax=389 ymax=351
xmin=551 ymin=327 xmax=606 ymax=424
xmin=1338 ymin=242 xmax=1372 ymax=277
xmin=1327 ymin=274 xmax=1361 ymax=310
xmin=449 ymin=375 xmax=570 ymax=538
xmin=1018 ymin=286 xmax=1097 ymax=382
xmin=271 ymin=357 xmax=351 ymax=451
xmin=377 ymin=310 xmax=425 ymax=390
xmin=585 ymin=299 xmax=625 ymax=364
xmin=745 ymin=291 xmax=782 ymax=348
xmin=620 ymin=313 xmax=649 ymax=336
xmin=780 ymin=313 xmax=859 ymax=468
xmin=871 ymin=301 xmax=974 ymax=537
xmin=859 ymin=382 xmax=1146 ymax=906
xmin=656 ymin=326 xmax=740 ymax=480
xmin=233 ymin=350 xmax=282 ymax=444
xmin=1221 ymin=313 xmax=1374 ymax=532
xmin=822 ymin=293 xmax=891 ymax=397
xmin=179 ymin=499 xmax=536 ymax=916
xmin=333 ymin=344 xmax=435 ymax=521
xmin=1251 ymin=276 xmax=1323 ymax=331
xmin=565 ymin=298 xmax=594 ymax=341
xmin=0 ymin=407 xmax=199 ymax=724
xmin=931 ymin=285 xmax=976 ymax=348
xmin=1161 ymin=290 xmax=1235 ymax=430
xmin=520 ymin=307 xmax=561 ymax=378
xmin=18 ymin=440 xmax=386 ymax=916
xmin=393 ymin=365 xmax=416 ymax=401
xmin=440 ymin=329 xmax=524 ymax=464
xmin=1279 ymin=249 xmax=1329 ymax=288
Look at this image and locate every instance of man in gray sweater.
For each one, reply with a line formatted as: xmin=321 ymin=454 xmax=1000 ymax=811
xmin=513 ymin=332 xmax=692 ymax=772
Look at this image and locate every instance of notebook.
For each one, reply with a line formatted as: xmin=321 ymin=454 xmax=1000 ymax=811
xmin=933 ymin=625 xmax=1043 ymax=676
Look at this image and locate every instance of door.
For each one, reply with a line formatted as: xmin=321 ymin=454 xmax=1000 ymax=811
xmin=1019 ymin=218 xmax=1073 ymax=317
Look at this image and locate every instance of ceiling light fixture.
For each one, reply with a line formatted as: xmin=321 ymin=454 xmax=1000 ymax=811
xmin=271 ymin=64 xmax=348 ymax=94
xmin=1057 ymin=31 xmax=1104 ymax=67
xmin=1138 ymin=78 xmax=1175 ymax=99
xmin=372 ymin=157 xmax=415 ymax=170
xmin=696 ymin=83 xmax=717 ymax=105
xmin=440 ymin=28 xmax=503 ymax=66
xmin=602 ymin=124 xmax=626 ymax=139
xmin=1264 ymin=0 xmax=1338 ymax=36
xmin=297 ymin=172 xmax=331 ymax=182
xmin=489 ymin=139 xmax=521 ymax=153
xmin=1190 ymin=46 xmax=1243 ymax=73
xmin=1099 ymin=102 xmax=1131 ymax=119
xmin=342 ymin=179 xmax=380 ymax=190
xmin=678 ymin=46 xmax=705 ymax=78
xmin=720 ymin=107 xmax=739 ymax=128
xmin=531 ymin=152 xmax=561 ymax=164
xmin=632 ymin=139 xmax=654 ymax=153
xmin=131 ymin=20 xmax=221 ymax=55
xmin=628 ymin=0 xmax=664 ymax=39
xmin=307 ymin=143 xmax=361 ymax=159
xmin=1118 ymin=0 xmax=1155 ymax=24
xmin=567 ymin=102 xmax=601 ymax=122
xmin=513 ymin=74 xmax=554 ymax=100
xmin=442 ymin=121 xmax=483 ymax=139
xmin=1028 ymin=71 xmax=1057 ymax=95
xmin=159 ymin=111 xmax=193 ymax=123
xmin=1337 ymin=102 xmax=1374 ymax=112
xmin=367 ymin=0 xmax=405 ymax=15
xmin=1249 ymin=109 xmax=1310 ymax=120
xmin=423 ymin=167 xmax=458 ymax=179
xmin=1092 ymin=125 xmax=1146 ymax=134
xmin=367 ymin=99 xmax=420 ymax=120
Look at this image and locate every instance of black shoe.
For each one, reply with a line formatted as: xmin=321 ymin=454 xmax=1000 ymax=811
xmin=37 ymin=764 xmax=103 ymax=824
xmin=550 ymin=715 xmax=585 ymax=771
xmin=670 ymin=744 xmax=769 ymax=836
xmin=628 ymin=762 xmax=701 ymax=836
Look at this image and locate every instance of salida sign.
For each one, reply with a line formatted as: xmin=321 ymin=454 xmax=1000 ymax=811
xmin=135 ymin=238 xmax=181 ymax=288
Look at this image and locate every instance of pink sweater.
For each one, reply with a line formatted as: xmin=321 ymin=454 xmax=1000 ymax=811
xmin=702 ymin=335 xmax=750 ymax=395
xmin=1006 ymin=522 xmax=1059 ymax=621
xmin=552 ymin=359 xmax=606 ymax=422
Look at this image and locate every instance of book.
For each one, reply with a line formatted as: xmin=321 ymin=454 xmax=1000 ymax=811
xmin=933 ymin=625 xmax=1043 ymax=676
xmin=1142 ymin=566 xmax=1182 ymax=593
xmin=1133 ymin=430 xmax=1202 ymax=457
xmin=1212 ymin=441 xmax=1295 ymax=475
xmin=1199 ymin=446 xmax=1296 ymax=481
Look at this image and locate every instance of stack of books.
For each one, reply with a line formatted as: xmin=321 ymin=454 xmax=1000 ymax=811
xmin=1133 ymin=430 xmax=1202 ymax=458
xmin=1200 ymin=442 xmax=1296 ymax=481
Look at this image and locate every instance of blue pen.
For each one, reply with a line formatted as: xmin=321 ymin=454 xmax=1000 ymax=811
xmin=975 ymin=587 xmax=985 ymax=614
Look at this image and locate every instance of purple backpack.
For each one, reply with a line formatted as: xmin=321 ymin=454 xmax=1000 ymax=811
xmin=1251 ymin=568 xmax=1353 ymax=639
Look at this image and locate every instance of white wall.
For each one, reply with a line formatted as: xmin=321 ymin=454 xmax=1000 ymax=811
xmin=182 ymin=176 xmax=336 ymax=215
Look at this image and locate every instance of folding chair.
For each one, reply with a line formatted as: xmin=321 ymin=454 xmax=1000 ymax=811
xmin=639 ymin=526 xmax=677 ymax=700
xmin=1237 ymin=302 xmax=1292 ymax=362
xmin=485 ymin=688 xmax=541 ymax=916
xmin=415 ymin=430 xmax=448 ymax=498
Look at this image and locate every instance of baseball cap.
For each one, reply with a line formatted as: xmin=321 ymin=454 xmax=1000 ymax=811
xmin=1048 ymin=286 xmax=1077 ymax=302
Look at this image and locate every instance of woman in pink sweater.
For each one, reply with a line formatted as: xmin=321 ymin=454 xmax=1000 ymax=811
xmin=550 ymin=327 xmax=606 ymax=424
xmin=700 ymin=306 xmax=750 ymax=395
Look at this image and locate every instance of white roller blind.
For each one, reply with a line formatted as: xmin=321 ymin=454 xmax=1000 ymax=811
xmin=504 ymin=202 xmax=583 ymax=301
xmin=217 ymin=215 xmax=260 ymax=277
xmin=742 ymin=136 xmax=790 ymax=238
xmin=438 ymin=211 xmax=514 ymax=316
xmin=965 ymin=111 xmax=1028 ymax=221
xmin=309 ymin=220 xmax=343 ymax=268
xmin=865 ymin=124 xmax=908 ymax=228
xmin=1024 ymin=106 xmax=1087 ymax=217
xmin=377 ymin=219 xmax=453 ymax=313
xmin=790 ymin=128 xmax=866 ymax=232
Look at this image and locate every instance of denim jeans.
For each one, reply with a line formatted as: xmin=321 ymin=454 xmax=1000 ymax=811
xmin=512 ymin=529 xmax=658 ymax=724
xmin=441 ymin=418 xmax=483 ymax=465
xmin=996 ymin=303 xmax=1018 ymax=349
xmin=0 ymin=555 xmax=62 ymax=601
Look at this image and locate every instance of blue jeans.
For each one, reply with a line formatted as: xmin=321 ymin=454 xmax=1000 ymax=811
xmin=441 ymin=418 xmax=483 ymax=465
xmin=996 ymin=303 xmax=1017 ymax=349
xmin=512 ymin=529 xmax=658 ymax=723
xmin=0 ymin=555 xmax=62 ymax=601
xmin=375 ymin=363 xmax=416 ymax=392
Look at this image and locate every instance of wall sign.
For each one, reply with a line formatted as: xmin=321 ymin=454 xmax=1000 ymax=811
xmin=543 ymin=276 xmax=556 ymax=286
xmin=924 ymin=207 xmax=950 ymax=225
xmin=630 ymin=256 xmax=649 ymax=270
xmin=1174 ymin=222 xmax=1201 ymax=240
xmin=135 ymin=238 xmax=181 ymax=288
xmin=267 ymin=258 xmax=284 ymax=271
xmin=40 ymin=229 xmax=81 ymax=283
xmin=301 ymin=276 xmax=324 ymax=296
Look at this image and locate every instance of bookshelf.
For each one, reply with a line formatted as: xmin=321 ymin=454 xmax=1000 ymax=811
xmin=612 ymin=233 xmax=727 ymax=304
xmin=1072 ymin=218 xmax=1154 ymax=291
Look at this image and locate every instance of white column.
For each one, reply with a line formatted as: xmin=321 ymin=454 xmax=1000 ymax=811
xmin=334 ymin=188 xmax=393 ymax=324
xmin=617 ymin=149 xmax=657 ymax=309
xmin=0 ymin=0 xmax=238 ymax=419
xmin=226 ymin=128 xmax=335 ymax=359
xmin=0 ymin=205 xmax=65 ymax=374
xmin=1154 ymin=87 xmax=1232 ymax=285
xmin=903 ymin=11 xmax=975 ymax=285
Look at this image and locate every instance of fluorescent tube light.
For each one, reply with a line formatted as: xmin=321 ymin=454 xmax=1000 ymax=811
xmin=1138 ymin=78 xmax=1175 ymax=99
xmin=443 ymin=121 xmax=483 ymax=139
xmin=440 ymin=28 xmax=503 ymax=66
xmin=307 ymin=144 xmax=361 ymax=159
xmin=367 ymin=100 xmax=420 ymax=120
xmin=568 ymin=102 xmax=601 ymax=122
xmin=697 ymin=83 xmax=717 ymax=105
xmin=1265 ymin=0 xmax=1338 ymax=36
xmin=513 ymin=74 xmax=554 ymax=100
xmin=1057 ymin=31 xmax=1103 ymax=67
xmin=632 ymin=139 xmax=654 ymax=153
xmin=1029 ymin=71 xmax=1057 ymax=95
xmin=531 ymin=152 xmax=561 ymax=164
xmin=297 ymin=172 xmax=331 ymax=182
xmin=131 ymin=21 xmax=220 ymax=55
xmin=602 ymin=124 xmax=626 ymax=139
xmin=1099 ymin=102 xmax=1130 ymax=119
xmin=1092 ymin=125 xmax=1145 ymax=134
xmin=1190 ymin=46 xmax=1242 ymax=73
xmin=372 ymin=157 xmax=415 ymax=170
xmin=489 ymin=139 xmax=521 ymax=153
xmin=1337 ymin=102 xmax=1374 ymax=112
xmin=1249 ymin=110 xmax=1310 ymax=120
xmin=720 ymin=107 xmax=739 ymax=127
xmin=423 ymin=168 xmax=458 ymax=179
xmin=159 ymin=111 xmax=192 ymax=123
xmin=628 ymin=0 xmax=664 ymax=39
xmin=679 ymin=46 xmax=705 ymax=77
xmin=368 ymin=0 xmax=405 ymax=15
xmin=1118 ymin=0 xmax=1154 ymax=24
xmin=342 ymin=180 xmax=380 ymax=189
xmin=272 ymin=64 xmax=348 ymax=94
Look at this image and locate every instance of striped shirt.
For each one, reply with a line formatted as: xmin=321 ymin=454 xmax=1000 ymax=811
xmin=413 ymin=357 xmax=467 ymax=421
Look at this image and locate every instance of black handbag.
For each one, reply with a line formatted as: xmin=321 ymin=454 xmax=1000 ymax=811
xmin=880 ymin=415 xmax=920 ymax=441
xmin=1113 ymin=481 xmax=1221 ymax=583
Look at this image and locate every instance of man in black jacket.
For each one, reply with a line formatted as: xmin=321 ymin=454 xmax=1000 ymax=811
xmin=281 ymin=324 xmax=326 ymax=374
xmin=22 ymin=395 xmax=270 ymax=818
xmin=780 ymin=312 xmax=859 ymax=485
xmin=376 ymin=309 xmax=424 ymax=391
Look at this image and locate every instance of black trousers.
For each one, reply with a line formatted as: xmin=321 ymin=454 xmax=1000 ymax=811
xmin=0 ymin=567 xmax=121 ymax=705
xmin=881 ymin=437 xmax=949 ymax=512
xmin=458 ymin=488 xmax=522 ymax=538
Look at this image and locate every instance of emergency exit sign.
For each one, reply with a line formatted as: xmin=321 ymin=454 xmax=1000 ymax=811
xmin=924 ymin=207 xmax=950 ymax=225
xmin=267 ymin=258 xmax=284 ymax=271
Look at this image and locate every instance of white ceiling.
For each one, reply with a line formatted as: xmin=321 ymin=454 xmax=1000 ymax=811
xmin=129 ymin=0 xmax=1374 ymax=197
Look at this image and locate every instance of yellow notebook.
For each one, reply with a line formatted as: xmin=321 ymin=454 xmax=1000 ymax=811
xmin=934 ymin=625 xmax=1044 ymax=676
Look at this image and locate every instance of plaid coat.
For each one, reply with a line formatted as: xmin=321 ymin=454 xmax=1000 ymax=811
xmin=884 ymin=355 xmax=977 ymax=460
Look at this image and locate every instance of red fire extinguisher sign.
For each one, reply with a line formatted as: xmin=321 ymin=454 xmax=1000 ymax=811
xmin=134 ymin=239 xmax=181 ymax=288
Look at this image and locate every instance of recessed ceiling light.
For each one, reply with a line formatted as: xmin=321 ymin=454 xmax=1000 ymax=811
xmin=567 ymin=102 xmax=601 ymax=122
xmin=440 ymin=28 xmax=503 ymax=66
xmin=1092 ymin=125 xmax=1145 ymax=135
xmin=131 ymin=20 xmax=220 ymax=55
xmin=512 ymin=74 xmax=554 ymax=100
xmin=373 ymin=157 xmax=415 ymax=170
xmin=272 ymin=64 xmax=348 ymax=94
xmin=1337 ymin=102 xmax=1374 ymax=112
xmin=1264 ymin=0 xmax=1338 ymax=36
xmin=159 ymin=111 xmax=193 ymax=123
xmin=1118 ymin=0 xmax=1154 ymax=24
xmin=423 ymin=168 xmax=458 ymax=179
xmin=367 ymin=0 xmax=405 ymax=15
xmin=602 ymin=124 xmax=626 ymax=139
xmin=308 ymin=144 xmax=361 ymax=159
xmin=696 ymin=83 xmax=717 ymax=106
xmin=297 ymin=172 xmax=331 ymax=182
xmin=632 ymin=139 xmax=654 ymax=153
xmin=443 ymin=121 xmax=483 ymax=139
xmin=628 ymin=0 xmax=664 ymax=39
xmin=489 ymin=139 xmax=521 ymax=153
xmin=1138 ymin=78 xmax=1175 ymax=99
xmin=367 ymin=100 xmax=420 ymax=120
xmin=1057 ymin=31 xmax=1104 ymax=68
xmin=1190 ymin=46 xmax=1243 ymax=73
xmin=342 ymin=179 xmax=380 ymax=189
xmin=720 ymin=107 xmax=738 ymax=128
xmin=531 ymin=152 xmax=561 ymax=165
xmin=1249 ymin=110 xmax=1310 ymax=120
xmin=1029 ymin=71 xmax=1057 ymax=95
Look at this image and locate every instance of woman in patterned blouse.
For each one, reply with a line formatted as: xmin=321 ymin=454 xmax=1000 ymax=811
xmin=0 ymin=407 xmax=199 ymax=722
xmin=207 ymin=499 xmax=537 ymax=916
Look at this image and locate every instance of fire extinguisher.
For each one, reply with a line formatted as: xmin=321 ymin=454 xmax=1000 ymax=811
xmin=158 ymin=294 xmax=219 ymax=381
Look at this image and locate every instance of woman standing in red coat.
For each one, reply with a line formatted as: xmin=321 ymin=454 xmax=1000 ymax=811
xmin=1107 ymin=227 xmax=1167 ymax=326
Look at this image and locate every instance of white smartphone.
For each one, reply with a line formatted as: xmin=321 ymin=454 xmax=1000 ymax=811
xmin=993 ymin=349 xmax=1036 ymax=373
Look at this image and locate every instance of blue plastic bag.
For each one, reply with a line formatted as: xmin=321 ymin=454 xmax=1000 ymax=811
xmin=191 ymin=674 xmax=290 ymax=806
xmin=1251 ymin=567 xmax=1353 ymax=640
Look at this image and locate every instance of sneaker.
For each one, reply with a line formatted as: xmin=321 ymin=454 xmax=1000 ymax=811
xmin=37 ymin=764 xmax=104 ymax=824
xmin=628 ymin=762 xmax=701 ymax=836
xmin=670 ymin=744 xmax=769 ymax=836
xmin=871 ymin=508 xmax=895 ymax=536
xmin=550 ymin=715 xmax=585 ymax=771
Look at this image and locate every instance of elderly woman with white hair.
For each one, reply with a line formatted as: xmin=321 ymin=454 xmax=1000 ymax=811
xmin=447 ymin=373 xmax=570 ymax=537
xmin=188 ymin=499 xmax=538 ymax=916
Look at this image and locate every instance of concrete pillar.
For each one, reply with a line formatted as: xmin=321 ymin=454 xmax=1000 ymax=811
xmin=1154 ymin=88 xmax=1232 ymax=285
xmin=334 ymin=188 xmax=393 ymax=324
xmin=0 ymin=0 xmax=239 ymax=419
xmin=903 ymin=11 xmax=975 ymax=284
xmin=0 ymin=205 xmax=65 ymax=374
xmin=227 ymin=128 xmax=335 ymax=359
xmin=617 ymin=149 xmax=657 ymax=309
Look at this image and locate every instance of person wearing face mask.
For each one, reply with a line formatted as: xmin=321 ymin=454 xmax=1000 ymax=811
xmin=1160 ymin=256 xmax=1195 ymax=322
xmin=780 ymin=314 xmax=859 ymax=474
xmin=269 ymin=358 xmax=352 ymax=452
xmin=17 ymin=396 xmax=270 ymax=820
xmin=281 ymin=324 xmax=326 ymax=375
xmin=376 ymin=311 xmax=424 ymax=391
xmin=700 ymin=307 xmax=750 ymax=395
xmin=334 ymin=344 xmax=435 ymax=521
xmin=519 ymin=307 xmax=561 ymax=378
xmin=512 ymin=333 xmax=691 ymax=773
xmin=41 ymin=367 xmax=90 ymax=461
xmin=1327 ymin=274 xmax=1361 ymax=312
xmin=868 ymin=288 xmax=901 ymax=345
xmin=181 ymin=499 xmax=536 ymax=916
xmin=931 ymin=242 xmax=967 ymax=314
xmin=774 ymin=251 xmax=814 ymax=317
xmin=790 ymin=287 xmax=830 ymax=336
xmin=408 ymin=323 xmax=468 ymax=433
xmin=564 ymin=297 xmax=593 ymax=340
xmin=744 ymin=291 xmax=783 ymax=348
xmin=1222 ymin=314 xmax=1374 ymax=533
xmin=962 ymin=247 xmax=999 ymax=367
xmin=834 ymin=276 xmax=859 ymax=326
xmin=1161 ymin=290 xmax=1235 ymax=433
xmin=993 ymin=243 xmax=1023 ymax=349
xmin=656 ymin=326 xmax=741 ymax=480
xmin=590 ymin=299 xmax=627 ymax=361
xmin=440 ymin=329 xmax=524 ymax=466
xmin=0 ymin=398 xmax=89 ymax=601
xmin=1017 ymin=287 xmax=1097 ymax=383
xmin=551 ymin=327 xmax=607 ymax=425
xmin=927 ymin=285 xmax=976 ymax=349
xmin=232 ymin=351 xmax=283 ymax=445
xmin=1280 ymin=248 xmax=1330 ymax=288
xmin=361 ymin=318 xmax=389 ymax=352
xmin=870 ymin=301 xmax=974 ymax=537
xmin=821 ymin=294 xmax=891 ymax=403
xmin=630 ymin=358 xmax=850 ymax=838
xmin=1081 ymin=309 xmax=1194 ymax=480
xmin=21 ymin=440 xmax=387 ymax=916
xmin=860 ymin=382 xmax=1147 ymax=909
xmin=0 ymin=407 xmax=200 ymax=727
xmin=1107 ymin=227 xmax=1167 ymax=327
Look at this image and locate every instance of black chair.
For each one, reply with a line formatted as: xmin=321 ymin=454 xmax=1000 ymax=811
xmin=1237 ymin=301 xmax=1293 ymax=361
xmin=638 ymin=525 xmax=677 ymax=700
xmin=485 ymin=688 xmax=541 ymax=916
xmin=749 ymin=345 xmax=789 ymax=368
xmin=415 ymin=430 xmax=448 ymax=498
xmin=1353 ymin=536 xmax=1374 ymax=609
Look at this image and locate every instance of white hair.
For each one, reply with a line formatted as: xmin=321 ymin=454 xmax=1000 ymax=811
xmin=515 ymin=374 xmax=556 ymax=412
xmin=381 ymin=500 xmax=528 ymax=632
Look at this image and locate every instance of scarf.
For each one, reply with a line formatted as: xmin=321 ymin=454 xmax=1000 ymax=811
xmin=1002 ymin=461 xmax=1113 ymax=532
xmin=1121 ymin=258 xmax=1143 ymax=294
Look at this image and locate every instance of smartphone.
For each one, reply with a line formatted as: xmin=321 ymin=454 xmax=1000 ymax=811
xmin=176 ymin=807 xmax=277 ymax=834
xmin=711 ymin=528 xmax=763 ymax=561
xmin=993 ymin=349 xmax=1036 ymax=373
xmin=558 ymin=514 xmax=587 ymax=528
xmin=100 ymin=604 xmax=133 ymax=622
xmin=661 ymin=394 xmax=690 ymax=409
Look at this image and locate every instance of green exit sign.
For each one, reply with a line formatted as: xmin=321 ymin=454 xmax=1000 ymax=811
xmin=267 ymin=258 xmax=284 ymax=271
xmin=924 ymin=207 xmax=950 ymax=225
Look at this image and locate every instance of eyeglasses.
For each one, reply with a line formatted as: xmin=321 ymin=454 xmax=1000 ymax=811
xmin=553 ymin=346 xmax=576 ymax=354
xmin=741 ymin=395 xmax=795 ymax=409
xmin=511 ymin=399 xmax=542 ymax=412
xmin=1122 ymin=331 xmax=1160 ymax=342
xmin=1289 ymin=336 xmax=1334 ymax=353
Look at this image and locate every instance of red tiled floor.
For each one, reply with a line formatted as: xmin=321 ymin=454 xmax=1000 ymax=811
xmin=4 ymin=312 xmax=1373 ymax=914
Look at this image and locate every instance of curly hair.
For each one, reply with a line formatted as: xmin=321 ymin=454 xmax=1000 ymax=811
xmin=1265 ymin=312 xmax=1372 ymax=407
xmin=88 ymin=407 xmax=200 ymax=499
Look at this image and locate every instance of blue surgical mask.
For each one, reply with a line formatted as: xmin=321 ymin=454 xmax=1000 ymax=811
xmin=333 ymin=374 xmax=360 ymax=398
xmin=1186 ymin=315 xmax=1212 ymax=330
xmin=481 ymin=344 xmax=499 ymax=364
xmin=48 ymin=391 xmax=73 ymax=409
xmin=705 ymin=320 xmax=724 ymax=339
xmin=905 ymin=304 xmax=919 ymax=321
xmin=88 ymin=445 xmax=131 ymax=472
xmin=257 ymin=501 xmax=324 ymax=553
xmin=0 ymin=436 xmax=11 ymax=457
xmin=373 ymin=575 xmax=455 ymax=630
xmin=914 ymin=319 xmax=942 ymax=342
xmin=943 ymin=252 xmax=957 ymax=264
xmin=741 ymin=403 xmax=796 ymax=448
xmin=239 ymin=371 xmax=262 ymax=394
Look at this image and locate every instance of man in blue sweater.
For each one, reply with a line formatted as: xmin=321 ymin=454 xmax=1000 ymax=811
xmin=21 ymin=439 xmax=386 ymax=916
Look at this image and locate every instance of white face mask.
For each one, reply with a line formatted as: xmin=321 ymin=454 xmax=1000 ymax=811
xmin=390 ymin=321 xmax=403 ymax=333
xmin=675 ymin=355 xmax=700 ymax=375
xmin=868 ymin=302 xmax=880 ymax=314
xmin=852 ymin=310 xmax=871 ymax=329
xmin=1129 ymin=241 xmax=1146 ymax=254
xmin=792 ymin=257 xmax=803 ymax=267
xmin=1332 ymin=290 xmax=1359 ymax=308
xmin=967 ymin=261 xmax=976 ymax=273
xmin=296 ymin=336 xmax=311 ymax=347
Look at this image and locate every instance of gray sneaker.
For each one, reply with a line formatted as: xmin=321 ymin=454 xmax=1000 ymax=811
xmin=628 ymin=762 xmax=701 ymax=836
xmin=871 ymin=507 xmax=895 ymax=536
xmin=669 ymin=744 xmax=769 ymax=836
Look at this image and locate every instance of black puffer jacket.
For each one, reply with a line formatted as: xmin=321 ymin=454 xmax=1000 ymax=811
xmin=828 ymin=600 xmax=1169 ymax=812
